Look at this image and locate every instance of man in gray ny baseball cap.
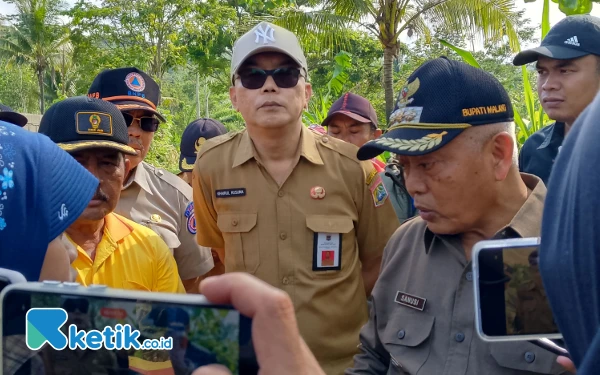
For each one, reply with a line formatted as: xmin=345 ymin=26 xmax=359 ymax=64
xmin=230 ymin=21 xmax=308 ymax=84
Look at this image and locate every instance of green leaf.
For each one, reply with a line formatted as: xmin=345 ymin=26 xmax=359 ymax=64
xmin=438 ymin=39 xmax=481 ymax=68
xmin=542 ymin=0 xmax=550 ymax=39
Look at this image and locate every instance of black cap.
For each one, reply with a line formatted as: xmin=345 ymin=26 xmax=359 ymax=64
xmin=0 ymin=104 xmax=28 ymax=127
xmin=358 ymin=57 xmax=513 ymax=160
xmin=39 ymin=96 xmax=136 ymax=155
xmin=87 ymin=67 xmax=165 ymax=122
xmin=514 ymin=15 xmax=600 ymax=66
xmin=179 ymin=118 xmax=227 ymax=172
xmin=322 ymin=93 xmax=379 ymax=128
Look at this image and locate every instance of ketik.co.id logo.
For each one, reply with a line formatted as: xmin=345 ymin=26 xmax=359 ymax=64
xmin=26 ymin=308 xmax=173 ymax=351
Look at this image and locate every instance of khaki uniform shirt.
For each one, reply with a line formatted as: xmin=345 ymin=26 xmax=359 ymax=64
xmin=117 ymin=161 xmax=213 ymax=280
xmin=193 ymin=126 xmax=400 ymax=375
xmin=348 ymin=174 xmax=569 ymax=375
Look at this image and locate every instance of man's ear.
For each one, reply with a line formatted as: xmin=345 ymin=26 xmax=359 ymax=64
xmin=490 ymin=132 xmax=515 ymax=181
xmin=304 ymin=83 xmax=312 ymax=109
xmin=123 ymin=155 xmax=132 ymax=180
xmin=229 ymin=86 xmax=238 ymax=111
xmin=373 ymin=129 xmax=383 ymax=138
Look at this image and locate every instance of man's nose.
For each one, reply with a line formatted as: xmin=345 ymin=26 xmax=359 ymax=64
xmin=128 ymin=120 xmax=143 ymax=137
xmin=261 ymin=75 xmax=278 ymax=92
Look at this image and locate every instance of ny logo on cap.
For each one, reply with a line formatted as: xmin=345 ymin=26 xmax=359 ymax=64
xmin=254 ymin=24 xmax=275 ymax=44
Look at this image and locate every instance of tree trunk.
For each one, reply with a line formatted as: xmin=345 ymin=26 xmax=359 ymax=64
xmin=37 ymin=69 xmax=45 ymax=114
xmin=383 ymin=45 xmax=395 ymax=124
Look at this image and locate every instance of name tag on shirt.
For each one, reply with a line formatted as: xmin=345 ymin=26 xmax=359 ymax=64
xmin=215 ymin=188 xmax=246 ymax=198
xmin=313 ymin=233 xmax=342 ymax=271
xmin=395 ymin=291 xmax=427 ymax=311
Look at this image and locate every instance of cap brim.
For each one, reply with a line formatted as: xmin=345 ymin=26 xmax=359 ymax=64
xmin=357 ymin=127 xmax=467 ymax=160
xmin=232 ymin=46 xmax=307 ymax=82
xmin=513 ymin=45 xmax=590 ymax=66
xmin=322 ymin=111 xmax=371 ymax=126
xmin=57 ymin=140 xmax=137 ymax=156
xmin=0 ymin=112 xmax=28 ymax=127
xmin=111 ymin=100 xmax=166 ymax=122
xmin=179 ymin=155 xmax=196 ymax=172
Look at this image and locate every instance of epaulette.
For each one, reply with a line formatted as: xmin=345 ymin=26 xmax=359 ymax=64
xmin=144 ymin=162 xmax=192 ymax=197
xmin=197 ymin=130 xmax=243 ymax=158
xmin=316 ymin=133 xmax=362 ymax=165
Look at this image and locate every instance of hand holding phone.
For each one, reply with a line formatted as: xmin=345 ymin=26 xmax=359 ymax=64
xmin=194 ymin=273 xmax=326 ymax=375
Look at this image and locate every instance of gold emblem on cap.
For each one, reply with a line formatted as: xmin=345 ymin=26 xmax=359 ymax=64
xmin=195 ymin=137 xmax=206 ymax=153
xmin=397 ymin=78 xmax=420 ymax=109
xmin=150 ymin=214 xmax=161 ymax=223
xmin=89 ymin=114 xmax=101 ymax=130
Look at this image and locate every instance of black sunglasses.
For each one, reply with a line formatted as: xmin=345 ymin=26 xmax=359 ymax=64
xmin=122 ymin=113 xmax=160 ymax=132
xmin=237 ymin=67 xmax=303 ymax=90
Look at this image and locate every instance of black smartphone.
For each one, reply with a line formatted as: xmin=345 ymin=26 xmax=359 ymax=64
xmin=1 ymin=282 xmax=257 ymax=375
xmin=472 ymin=238 xmax=563 ymax=342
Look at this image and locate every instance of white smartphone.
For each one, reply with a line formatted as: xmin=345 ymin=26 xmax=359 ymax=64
xmin=0 ymin=268 xmax=27 ymax=291
xmin=472 ymin=237 xmax=563 ymax=342
xmin=0 ymin=282 xmax=257 ymax=375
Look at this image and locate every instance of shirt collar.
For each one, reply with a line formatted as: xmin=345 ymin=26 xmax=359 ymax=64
xmin=423 ymin=173 xmax=546 ymax=253
xmin=122 ymin=163 xmax=152 ymax=194
xmin=537 ymin=122 xmax=565 ymax=150
xmin=231 ymin=126 xmax=324 ymax=168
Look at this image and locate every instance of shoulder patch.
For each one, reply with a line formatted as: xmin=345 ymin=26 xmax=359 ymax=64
xmin=197 ymin=130 xmax=242 ymax=159
xmin=184 ymin=201 xmax=196 ymax=235
xmin=368 ymin=173 xmax=389 ymax=207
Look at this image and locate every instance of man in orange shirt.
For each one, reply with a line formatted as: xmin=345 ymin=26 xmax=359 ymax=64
xmin=39 ymin=96 xmax=185 ymax=294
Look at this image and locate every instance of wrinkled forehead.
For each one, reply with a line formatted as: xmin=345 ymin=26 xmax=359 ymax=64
xmin=240 ymin=52 xmax=299 ymax=70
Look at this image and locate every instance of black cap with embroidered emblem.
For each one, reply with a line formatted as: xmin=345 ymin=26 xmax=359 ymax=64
xmin=87 ymin=67 xmax=165 ymax=122
xmin=38 ymin=96 xmax=137 ymax=155
xmin=514 ymin=15 xmax=600 ymax=66
xmin=357 ymin=57 xmax=513 ymax=159
xmin=179 ymin=118 xmax=227 ymax=172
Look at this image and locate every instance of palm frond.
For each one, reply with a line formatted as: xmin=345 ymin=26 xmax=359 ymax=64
xmin=424 ymin=0 xmax=520 ymax=52
xmin=271 ymin=9 xmax=355 ymax=54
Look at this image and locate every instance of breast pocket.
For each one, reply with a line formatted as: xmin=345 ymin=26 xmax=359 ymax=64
xmin=490 ymin=341 xmax=565 ymax=374
xmin=306 ymin=215 xmax=354 ymax=279
xmin=382 ymin=312 xmax=435 ymax=374
xmin=217 ymin=213 xmax=259 ymax=274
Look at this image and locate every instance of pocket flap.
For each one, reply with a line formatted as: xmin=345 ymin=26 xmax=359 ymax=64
xmin=490 ymin=341 xmax=564 ymax=374
xmin=306 ymin=215 xmax=353 ymax=234
xmin=217 ymin=213 xmax=257 ymax=233
xmin=382 ymin=311 xmax=435 ymax=347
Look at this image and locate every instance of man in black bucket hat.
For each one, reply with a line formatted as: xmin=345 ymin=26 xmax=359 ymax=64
xmin=349 ymin=57 xmax=572 ymax=375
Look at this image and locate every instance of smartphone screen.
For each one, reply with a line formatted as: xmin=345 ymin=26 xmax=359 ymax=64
xmin=2 ymin=289 xmax=257 ymax=375
xmin=477 ymin=245 xmax=560 ymax=338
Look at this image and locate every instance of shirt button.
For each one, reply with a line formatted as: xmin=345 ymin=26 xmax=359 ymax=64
xmin=282 ymin=277 xmax=289 ymax=285
xmin=524 ymin=352 xmax=535 ymax=363
xmin=280 ymin=232 xmax=287 ymax=240
xmin=322 ymin=136 xmax=329 ymax=143
xmin=455 ymin=332 xmax=465 ymax=342
xmin=466 ymin=272 xmax=473 ymax=281
xmin=232 ymin=219 xmax=238 ymax=226
xmin=278 ymin=191 xmax=285 ymax=197
xmin=397 ymin=330 xmax=406 ymax=339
